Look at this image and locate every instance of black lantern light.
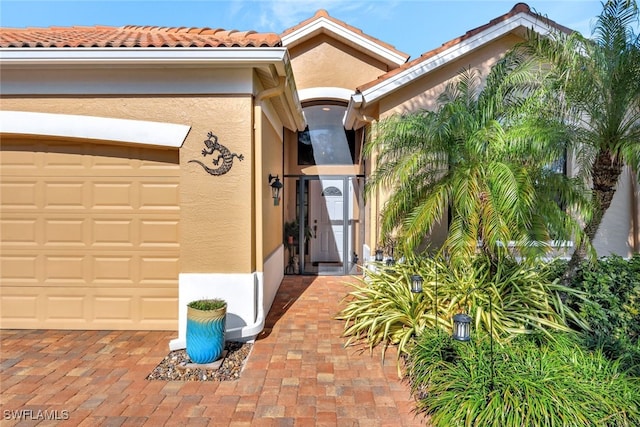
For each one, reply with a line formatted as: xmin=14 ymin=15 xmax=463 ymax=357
xmin=452 ymin=287 xmax=495 ymax=391
xmin=452 ymin=313 xmax=472 ymax=341
xmin=268 ymin=174 xmax=283 ymax=206
xmin=410 ymin=274 xmax=423 ymax=293
xmin=375 ymin=249 xmax=384 ymax=262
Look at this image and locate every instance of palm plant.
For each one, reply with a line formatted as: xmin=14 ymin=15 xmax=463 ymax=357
xmin=364 ymin=56 xmax=592 ymax=269
xmin=521 ymin=0 xmax=640 ymax=272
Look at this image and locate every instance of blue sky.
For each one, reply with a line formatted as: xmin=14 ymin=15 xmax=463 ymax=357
xmin=1 ymin=1 xmax=605 ymax=59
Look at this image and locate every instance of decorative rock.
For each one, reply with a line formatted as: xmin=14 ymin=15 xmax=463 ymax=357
xmin=146 ymin=342 xmax=251 ymax=381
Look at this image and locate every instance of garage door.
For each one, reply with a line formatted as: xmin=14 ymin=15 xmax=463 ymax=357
xmin=0 ymin=137 xmax=180 ymax=330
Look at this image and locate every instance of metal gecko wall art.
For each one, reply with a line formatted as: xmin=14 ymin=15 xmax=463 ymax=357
xmin=188 ymin=131 xmax=244 ymax=176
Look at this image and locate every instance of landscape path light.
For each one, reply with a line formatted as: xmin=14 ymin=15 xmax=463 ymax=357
xmin=452 ymin=287 xmax=495 ymax=392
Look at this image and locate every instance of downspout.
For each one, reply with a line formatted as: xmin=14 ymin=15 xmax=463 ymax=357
xmin=346 ymin=94 xmax=381 ymax=256
xmin=632 ymin=170 xmax=639 ymax=253
xmin=225 ymin=86 xmax=278 ymax=341
xmin=226 ymin=74 xmax=290 ymax=340
xmin=257 ymin=76 xmax=286 ymax=102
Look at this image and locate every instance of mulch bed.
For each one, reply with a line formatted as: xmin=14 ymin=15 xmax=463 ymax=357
xmin=146 ymin=341 xmax=252 ymax=381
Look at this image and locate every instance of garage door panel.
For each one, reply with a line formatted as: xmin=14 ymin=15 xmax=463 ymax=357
xmin=92 ymin=219 xmax=135 ymax=247
xmin=140 ymin=182 xmax=180 ymax=210
xmin=46 ymin=295 xmax=86 ymax=321
xmin=1 ymin=255 xmax=40 ymax=282
xmin=44 ymin=181 xmax=87 ymax=209
xmin=44 ymin=218 xmax=87 ymax=246
xmin=140 ymin=256 xmax=180 ymax=283
xmin=91 ymin=181 xmax=135 ymax=210
xmin=44 ymin=255 xmax=87 ymax=283
xmin=0 ymin=147 xmax=38 ymax=170
xmin=0 ymin=293 xmax=40 ymax=322
xmin=0 ymin=181 xmax=39 ymax=209
xmin=1 ymin=138 xmax=180 ymax=330
xmin=1 ymin=217 xmax=39 ymax=246
xmin=93 ymin=255 xmax=136 ymax=284
xmin=140 ymin=219 xmax=179 ymax=247
xmin=0 ymin=287 xmax=178 ymax=330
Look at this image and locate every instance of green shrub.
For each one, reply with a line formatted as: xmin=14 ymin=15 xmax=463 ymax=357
xmin=337 ymin=255 xmax=592 ymax=374
xmin=337 ymin=259 xmax=440 ymax=363
xmin=408 ymin=331 xmax=640 ymax=427
xmin=337 ymin=254 xmax=585 ymax=366
xmin=566 ymin=254 xmax=640 ymax=375
xmin=187 ymin=299 xmax=226 ymax=311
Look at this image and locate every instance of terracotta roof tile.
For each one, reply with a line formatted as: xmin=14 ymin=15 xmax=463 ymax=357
xmin=0 ymin=25 xmax=282 ymax=48
xmin=281 ymin=9 xmax=409 ymax=62
xmin=357 ymin=3 xmax=573 ymax=92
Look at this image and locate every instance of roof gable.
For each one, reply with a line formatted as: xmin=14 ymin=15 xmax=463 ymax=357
xmin=345 ymin=3 xmax=574 ymax=129
xmin=281 ymin=9 xmax=409 ymax=68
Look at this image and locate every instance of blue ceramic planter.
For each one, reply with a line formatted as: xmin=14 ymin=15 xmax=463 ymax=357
xmin=186 ymin=304 xmax=226 ymax=364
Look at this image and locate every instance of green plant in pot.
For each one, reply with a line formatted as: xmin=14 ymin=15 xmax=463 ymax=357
xmin=186 ymin=298 xmax=227 ymax=364
xmin=284 ymin=220 xmax=313 ymax=245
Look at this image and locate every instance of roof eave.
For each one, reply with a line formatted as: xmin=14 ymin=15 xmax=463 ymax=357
xmin=0 ymin=47 xmax=291 ymax=73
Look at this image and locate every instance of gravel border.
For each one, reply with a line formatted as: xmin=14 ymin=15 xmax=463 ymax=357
xmin=146 ymin=341 xmax=252 ymax=381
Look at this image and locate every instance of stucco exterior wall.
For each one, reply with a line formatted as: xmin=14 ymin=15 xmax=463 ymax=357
xmin=377 ymin=34 xmax=522 ymax=119
xmin=262 ymin=111 xmax=284 ymax=258
xmin=289 ymin=34 xmax=390 ymax=91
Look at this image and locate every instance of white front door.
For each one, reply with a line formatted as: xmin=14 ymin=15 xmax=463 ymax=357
xmin=309 ymin=179 xmax=344 ymax=265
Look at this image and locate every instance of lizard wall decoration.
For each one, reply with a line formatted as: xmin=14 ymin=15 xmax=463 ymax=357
xmin=188 ymin=131 xmax=244 ymax=176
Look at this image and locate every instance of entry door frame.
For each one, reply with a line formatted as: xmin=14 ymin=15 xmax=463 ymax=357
xmin=297 ymin=175 xmax=358 ymax=276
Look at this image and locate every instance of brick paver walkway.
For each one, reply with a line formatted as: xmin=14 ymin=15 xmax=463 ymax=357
xmin=1 ymin=276 xmax=426 ymax=426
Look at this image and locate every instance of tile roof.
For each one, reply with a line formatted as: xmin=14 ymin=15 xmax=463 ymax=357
xmin=0 ymin=25 xmax=282 ymax=48
xmin=281 ymin=9 xmax=409 ymax=63
xmin=356 ymin=2 xmax=573 ymax=93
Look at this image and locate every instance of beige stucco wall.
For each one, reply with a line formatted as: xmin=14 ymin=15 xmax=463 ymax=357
xmin=179 ymin=97 xmax=255 ymax=273
xmin=2 ymin=95 xmax=256 ymax=273
xmin=289 ymin=34 xmax=390 ymax=91
xmin=378 ymin=34 xmax=522 ymax=119
xmin=261 ymin=110 xmax=284 ymax=258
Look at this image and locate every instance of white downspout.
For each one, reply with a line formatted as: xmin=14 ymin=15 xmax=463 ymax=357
xmin=225 ymin=73 xmax=293 ymax=340
xmin=632 ymin=169 xmax=639 ymax=253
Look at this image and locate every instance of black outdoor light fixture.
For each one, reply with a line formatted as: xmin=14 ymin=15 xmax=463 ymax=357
xmin=410 ymin=274 xmax=423 ymax=293
xmin=452 ymin=287 xmax=495 ymax=392
xmin=268 ymin=174 xmax=283 ymax=206
xmin=375 ymin=249 xmax=384 ymax=262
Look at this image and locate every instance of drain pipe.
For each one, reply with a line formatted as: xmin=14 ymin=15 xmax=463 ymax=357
xmin=632 ymin=169 xmax=639 ymax=253
xmin=257 ymin=76 xmax=286 ymax=102
xmin=345 ymin=94 xmax=375 ymax=129
xmin=227 ymin=80 xmax=288 ymax=342
xmin=225 ymin=273 xmax=265 ymax=340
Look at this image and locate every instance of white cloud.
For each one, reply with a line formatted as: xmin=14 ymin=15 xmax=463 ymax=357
xmin=233 ymin=0 xmax=400 ymax=33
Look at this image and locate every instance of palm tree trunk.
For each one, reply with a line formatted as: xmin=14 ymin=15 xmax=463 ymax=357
xmin=564 ymin=148 xmax=624 ymax=283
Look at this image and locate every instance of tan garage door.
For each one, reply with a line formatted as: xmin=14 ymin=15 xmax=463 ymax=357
xmin=0 ymin=137 xmax=180 ymax=330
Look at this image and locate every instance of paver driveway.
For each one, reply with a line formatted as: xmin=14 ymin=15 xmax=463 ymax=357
xmin=1 ymin=275 xmax=426 ymax=426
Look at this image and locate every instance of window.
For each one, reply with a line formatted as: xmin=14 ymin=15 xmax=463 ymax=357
xmin=298 ymin=104 xmax=356 ymax=165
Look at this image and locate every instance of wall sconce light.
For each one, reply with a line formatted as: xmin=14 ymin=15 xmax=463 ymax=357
xmin=268 ymin=174 xmax=283 ymax=206
xmin=410 ymin=274 xmax=423 ymax=293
